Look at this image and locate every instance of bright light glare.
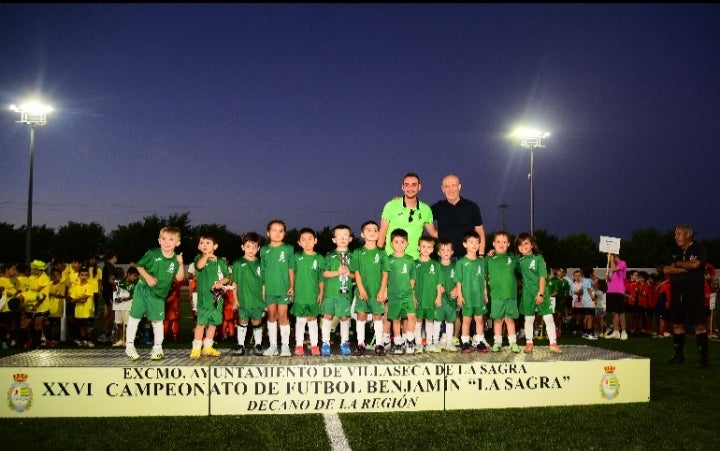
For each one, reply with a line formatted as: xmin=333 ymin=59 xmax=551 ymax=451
xmin=513 ymin=128 xmax=549 ymax=139
xmin=10 ymin=102 xmax=54 ymax=114
xmin=10 ymin=100 xmax=54 ymax=125
xmin=512 ymin=127 xmax=550 ymax=149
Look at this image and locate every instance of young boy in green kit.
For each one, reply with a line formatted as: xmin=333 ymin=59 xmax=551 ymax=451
xmin=261 ymin=219 xmax=296 ymax=357
xmin=516 ymin=232 xmax=562 ymax=353
xmin=292 ymin=228 xmax=325 ymax=356
xmin=351 ymin=220 xmax=390 ymax=356
xmin=386 ymin=228 xmax=418 ymax=354
xmin=125 ymin=226 xmax=185 ymax=361
xmin=485 ymin=231 xmax=521 ymax=353
xmin=414 ymin=235 xmax=445 ymax=353
xmin=190 ymin=233 xmax=230 ymax=359
xmin=231 ymin=232 xmax=264 ymax=356
xmin=321 ymin=224 xmax=355 ymax=356
xmin=456 ymin=230 xmax=490 ymax=353
xmin=436 ymin=239 xmax=459 ymax=351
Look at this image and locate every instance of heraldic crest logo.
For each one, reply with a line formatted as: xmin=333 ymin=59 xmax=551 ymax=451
xmin=599 ymin=365 xmax=620 ymax=400
xmin=7 ymin=372 xmax=33 ymax=413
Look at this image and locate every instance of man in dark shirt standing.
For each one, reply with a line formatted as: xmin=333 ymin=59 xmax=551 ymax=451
xmin=663 ymin=224 xmax=709 ymax=368
xmin=431 ymin=174 xmax=485 ymax=258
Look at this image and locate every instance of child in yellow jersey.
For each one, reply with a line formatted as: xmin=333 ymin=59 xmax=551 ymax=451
xmin=47 ymin=267 xmax=69 ymax=345
xmin=23 ymin=260 xmax=52 ymax=348
xmin=69 ymin=267 xmax=95 ymax=347
xmin=0 ymin=264 xmax=22 ymax=348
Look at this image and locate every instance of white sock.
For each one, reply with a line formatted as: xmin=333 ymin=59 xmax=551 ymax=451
xmin=253 ymin=327 xmax=263 ymax=347
xmin=373 ymin=320 xmax=384 ymax=345
xmin=462 ymin=334 xmax=470 ymax=344
xmin=473 ymin=333 xmax=484 ymax=346
xmin=525 ymin=316 xmax=535 ymax=340
xmin=322 ymin=318 xmax=332 ymax=344
xmin=125 ymin=316 xmax=140 ymax=346
xmin=192 ymin=339 xmax=202 ymax=350
xmin=494 ymin=334 xmax=503 ymax=345
xmin=424 ymin=320 xmax=434 ymax=345
xmin=308 ymin=319 xmax=319 ymax=347
xmin=340 ymin=319 xmax=350 ymax=343
xmin=203 ymin=337 xmax=214 ymax=348
xmin=295 ymin=318 xmax=307 ymax=346
xmin=445 ymin=323 xmax=454 ymax=346
xmin=414 ymin=322 xmax=422 ymax=343
xmin=280 ymin=323 xmax=290 ymax=347
xmin=152 ymin=320 xmax=164 ymax=347
xmin=356 ymin=320 xmax=366 ymax=346
xmin=237 ymin=324 xmax=247 ymax=346
xmin=267 ymin=321 xmax=277 ymax=347
xmin=544 ymin=314 xmax=558 ymax=344
xmin=406 ymin=331 xmax=415 ymax=343
xmin=433 ymin=321 xmax=442 ymax=345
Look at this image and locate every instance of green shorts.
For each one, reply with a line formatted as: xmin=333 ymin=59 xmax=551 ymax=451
xmin=266 ymin=294 xmax=291 ymax=306
xmin=354 ymin=298 xmax=386 ymax=315
xmin=519 ymin=295 xmax=553 ymax=316
xmin=321 ymin=297 xmax=352 ymax=318
xmin=197 ymin=305 xmax=222 ymax=326
xmin=387 ymin=297 xmax=416 ymax=321
xmin=416 ymin=307 xmax=437 ymax=321
xmin=461 ymin=295 xmax=488 ymax=318
xmin=291 ymin=302 xmax=321 ymax=318
xmin=129 ymin=284 xmax=166 ymax=322
xmin=238 ymin=307 xmax=265 ymax=322
xmin=490 ymin=298 xmax=519 ymax=320
xmin=436 ymin=300 xmax=457 ymax=323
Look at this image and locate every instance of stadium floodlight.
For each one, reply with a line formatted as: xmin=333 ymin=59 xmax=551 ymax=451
xmin=10 ymin=101 xmax=54 ymax=264
xmin=513 ymin=128 xmax=549 ymax=236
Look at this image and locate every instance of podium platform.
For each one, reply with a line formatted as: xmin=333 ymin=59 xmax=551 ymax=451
xmin=1 ymin=345 xmax=649 ymax=417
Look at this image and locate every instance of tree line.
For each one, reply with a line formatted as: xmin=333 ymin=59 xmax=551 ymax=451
xmin=1 ymin=212 xmax=718 ymax=269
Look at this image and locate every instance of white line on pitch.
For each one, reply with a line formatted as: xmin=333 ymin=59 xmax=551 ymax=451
xmin=324 ymin=412 xmax=351 ymax=451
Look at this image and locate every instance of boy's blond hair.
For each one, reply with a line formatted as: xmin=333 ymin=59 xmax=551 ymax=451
xmin=160 ymin=226 xmax=182 ymax=239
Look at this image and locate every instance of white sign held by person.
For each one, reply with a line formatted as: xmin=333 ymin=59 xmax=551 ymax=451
xmin=599 ymin=236 xmax=621 ymax=254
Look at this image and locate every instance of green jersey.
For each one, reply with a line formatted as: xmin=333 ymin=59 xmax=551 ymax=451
xmin=351 ymin=246 xmax=390 ymax=299
xmin=438 ymin=261 xmax=458 ymax=305
xmin=485 ymin=253 xmax=519 ymax=301
xmin=387 ymin=254 xmax=416 ymax=301
xmin=260 ymin=243 xmax=296 ymax=296
xmin=415 ymin=259 xmax=445 ymax=309
xmin=455 ymin=256 xmax=486 ymax=302
xmin=294 ymin=251 xmax=325 ymax=305
xmin=323 ymin=250 xmax=353 ymax=300
xmin=194 ymin=254 xmax=230 ymax=305
xmin=518 ymin=254 xmax=548 ymax=302
xmin=135 ymin=248 xmax=180 ymax=298
xmin=518 ymin=253 xmax=553 ymax=316
xmin=231 ymin=257 xmax=263 ymax=310
xmin=548 ymin=276 xmax=570 ymax=300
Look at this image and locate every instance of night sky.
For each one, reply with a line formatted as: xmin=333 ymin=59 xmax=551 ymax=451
xmin=2 ymin=4 xmax=719 ymax=242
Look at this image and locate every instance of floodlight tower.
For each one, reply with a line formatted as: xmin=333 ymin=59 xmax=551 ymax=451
xmin=514 ymin=128 xmax=549 ymax=236
xmin=498 ymin=203 xmax=509 ymax=231
xmin=10 ymin=101 xmax=54 ymax=264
